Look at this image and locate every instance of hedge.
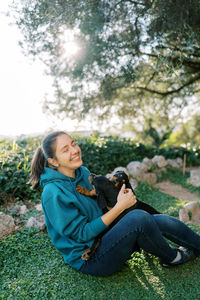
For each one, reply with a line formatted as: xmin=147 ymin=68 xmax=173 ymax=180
xmin=0 ymin=134 xmax=200 ymax=204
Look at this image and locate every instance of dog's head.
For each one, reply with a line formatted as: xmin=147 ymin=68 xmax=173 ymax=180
xmin=110 ymin=171 xmax=129 ymax=189
xmin=89 ymin=173 xmax=118 ymax=209
xmin=89 ymin=173 xmax=111 ymax=190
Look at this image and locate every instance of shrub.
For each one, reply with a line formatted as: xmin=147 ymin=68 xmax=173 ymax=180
xmin=0 ymin=134 xmax=200 ymax=205
xmin=0 ymin=138 xmax=42 ymax=204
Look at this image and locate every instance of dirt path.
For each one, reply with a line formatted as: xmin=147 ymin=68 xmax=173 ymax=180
xmin=154 ymin=181 xmax=200 ymax=202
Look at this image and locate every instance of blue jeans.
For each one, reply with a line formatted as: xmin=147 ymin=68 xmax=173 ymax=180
xmin=80 ymin=210 xmax=200 ymax=276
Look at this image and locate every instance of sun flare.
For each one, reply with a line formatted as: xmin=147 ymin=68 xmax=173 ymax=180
xmin=63 ymin=41 xmax=79 ymax=57
xmin=61 ymin=29 xmax=80 ymax=58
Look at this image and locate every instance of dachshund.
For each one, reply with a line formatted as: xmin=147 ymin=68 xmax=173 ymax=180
xmin=77 ymin=171 xmax=160 ymax=217
xmin=76 ymin=171 xmax=160 ymax=260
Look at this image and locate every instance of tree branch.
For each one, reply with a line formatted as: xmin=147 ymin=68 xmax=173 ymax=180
xmin=140 ymin=51 xmax=200 ymax=70
xmin=137 ymin=73 xmax=200 ymax=96
xmin=158 ymin=44 xmax=200 ymax=58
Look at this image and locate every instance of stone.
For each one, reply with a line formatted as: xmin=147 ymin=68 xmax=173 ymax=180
xmin=179 ymin=202 xmax=200 ymax=224
xmin=111 ymin=166 xmax=129 ymax=176
xmin=189 ymin=170 xmax=200 ymax=187
xmin=176 ymin=157 xmax=183 ymax=166
xmin=152 ymin=155 xmax=167 ymax=168
xmin=10 ymin=204 xmax=28 ymax=216
xmin=167 ymin=159 xmax=180 ymax=168
xmin=0 ymin=212 xmax=15 ymax=240
xmin=127 ymin=161 xmax=148 ymax=178
xmin=106 ymin=173 xmax=112 ymax=179
xmin=19 ymin=205 xmax=28 ymax=215
xmin=35 ymin=204 xmax=43 ymax=212
xmin=142 ymin=158 xmax=153 ymax=170
xmin=129 ymin=178 xmax=138 ymax=190
xmin=139 ymin=173 xmax=157 ymax=185
xmin=26 ymin=215 xmax=46 ymax=230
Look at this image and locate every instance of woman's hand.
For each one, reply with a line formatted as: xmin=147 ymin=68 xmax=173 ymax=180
xmin=116 ymin=184 xmax=137 ymax=211
xmin=101 ymin=184 xmax=137 ymax=226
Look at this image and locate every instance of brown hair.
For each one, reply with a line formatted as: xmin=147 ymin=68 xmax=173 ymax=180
xmin=28 ymin=131 xmax=67 ymax=189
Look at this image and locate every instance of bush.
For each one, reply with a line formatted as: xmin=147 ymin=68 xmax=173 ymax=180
xmin=0 ymin=134 xmax=200 ymax=205
xmin=0 ymin=138 xmax=42 ymax=204
xmin=76 ymin=135 xmax=153 ymax=174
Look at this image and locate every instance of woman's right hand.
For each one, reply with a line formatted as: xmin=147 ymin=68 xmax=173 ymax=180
xmin=101 ymin=184 xmax=137 ymax=226
xmin=116 ymin=184 xmax=137 ymax=211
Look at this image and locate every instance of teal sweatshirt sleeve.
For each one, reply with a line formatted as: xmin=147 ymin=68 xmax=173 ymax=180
xmin=42 ymin=188 xmax=107 ymax=243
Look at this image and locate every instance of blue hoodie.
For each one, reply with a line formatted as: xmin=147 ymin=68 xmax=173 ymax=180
xmin=40 ymin=166 xmax=108 ymax=270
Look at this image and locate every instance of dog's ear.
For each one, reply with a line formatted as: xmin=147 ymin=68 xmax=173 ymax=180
xmin=97 ymin=192 xmax=107 ymax=209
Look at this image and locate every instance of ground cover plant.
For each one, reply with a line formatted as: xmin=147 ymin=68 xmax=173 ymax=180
xmin=1 ymin=181 xmax=200 ymax=300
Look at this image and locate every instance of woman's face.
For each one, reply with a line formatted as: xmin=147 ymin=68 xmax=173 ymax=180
xmin=51 ymin=134 xmax=82 ymax=177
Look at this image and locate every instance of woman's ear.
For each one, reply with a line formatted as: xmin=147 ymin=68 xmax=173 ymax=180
xmin=47 ymin=158 xmax=59 ymax=168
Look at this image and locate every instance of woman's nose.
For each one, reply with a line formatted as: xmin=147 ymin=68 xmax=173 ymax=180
xmin=71 ymin=145 xmax=78 ymax=153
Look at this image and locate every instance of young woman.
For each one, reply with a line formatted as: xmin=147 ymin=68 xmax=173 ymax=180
xmin=29 ymin=131 xmax=200 ymax=276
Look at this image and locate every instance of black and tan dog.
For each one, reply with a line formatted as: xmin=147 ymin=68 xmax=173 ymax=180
xmin=77 ymin=170 xmax=160 ymax=220
xmin=76 ymin=171 xmax=160 ymax=260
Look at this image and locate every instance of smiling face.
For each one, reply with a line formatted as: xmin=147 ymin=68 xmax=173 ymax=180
xmin=48 ymin=134 xmax=82 ymax=178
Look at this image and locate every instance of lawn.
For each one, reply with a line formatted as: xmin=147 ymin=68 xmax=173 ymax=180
xmin=1 ymin=170 xmax=200 ymax=300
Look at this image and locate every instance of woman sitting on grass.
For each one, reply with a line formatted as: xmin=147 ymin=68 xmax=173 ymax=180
xmin=29 ymin=131 xmax=200 ymax=277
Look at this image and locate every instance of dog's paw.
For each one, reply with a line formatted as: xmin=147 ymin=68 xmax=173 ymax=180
xmin=76 ymin=185 xmax=96 ymax=196
xmin=76 ymin=185 xmax=87 ymax=194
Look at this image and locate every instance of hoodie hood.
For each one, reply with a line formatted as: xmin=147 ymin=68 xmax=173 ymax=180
xmin=40 ymin=167 xmax=84 ymax=188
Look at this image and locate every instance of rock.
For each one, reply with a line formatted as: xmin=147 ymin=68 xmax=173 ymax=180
xmin=111 ymin=166 xmax=129 ymax=176
xmin=189 ymin=170 xmax=200 ymax=187
xmin=142 ymin=158 xmax=153 ymax=170
xmin=0 ymin=212 xmax=15 ymax=240
xmin=127 ymin=161 xmax=148 ymax=178
xmin=176 ymin=157 xmax=183 ymax=166
xmin=152 ymin=155 xmax=167 ymax=168
xmin=139 ymin=173 xmax=157 ymax=185
xmin=129 ymin=178 xmax=138 ymax=190
xmin=19 ymin=205 xmax=28 ymax=215
xmin=35 ymin=204 xmax=43 ymax=212
xmin=105 ymin=173 xmax=112 ymax=179
xmin=179 ymin=202 xmax=200 ymax=224
xmin=26 ymin=215 xmax=46 ymax=230
xmin=167 ymin=159 xmax=180 ymax=168
xmin=10 ymin=204 xmax=28 ymax=216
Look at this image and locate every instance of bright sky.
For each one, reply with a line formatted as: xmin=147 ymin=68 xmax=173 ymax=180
xmin=0 ymin=1 xmax=87 ymax=138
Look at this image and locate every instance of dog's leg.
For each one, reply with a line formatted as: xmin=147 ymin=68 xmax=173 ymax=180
xmin=76 ymin=185 xmax=97 ymax=196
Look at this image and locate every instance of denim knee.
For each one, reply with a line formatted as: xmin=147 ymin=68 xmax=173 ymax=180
xmin=119 ymin=209 xmax=153 ymax=231
xmin=153 ymin=214 xmax=181 ymax=231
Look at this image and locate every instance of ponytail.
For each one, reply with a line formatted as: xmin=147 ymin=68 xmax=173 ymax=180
xmin=28 ymin=147 xmax=47 ymax=189
xmin=28 ymin=131 xmax=68 ymax=189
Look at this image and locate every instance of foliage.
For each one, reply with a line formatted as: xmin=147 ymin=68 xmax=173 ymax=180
xmin=167 ymin=113 xmax=200 ymax=148
xmin=139 ymin=119 xmax=173 ymax=147
xmin=10 ymin=0 xmax=200 ymax=129
xmin=1 ymin=135 xmax=200 ymax=205
xmin=74 ymin=134 xmax=200 ymax=173
xmin=1 ymin=183 xmax=200 ymax=299
xmin=77 ymin=135 xmax=153 ymax=174
xmin=0 ymin=138 xmax=42 ymax=204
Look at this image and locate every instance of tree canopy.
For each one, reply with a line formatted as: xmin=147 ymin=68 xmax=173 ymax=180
xmin=11 ymin=0 xmax=200 ymax=129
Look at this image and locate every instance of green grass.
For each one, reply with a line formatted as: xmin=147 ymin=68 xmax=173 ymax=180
xmin=1 ymin=181 xmax=200 ymax=299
